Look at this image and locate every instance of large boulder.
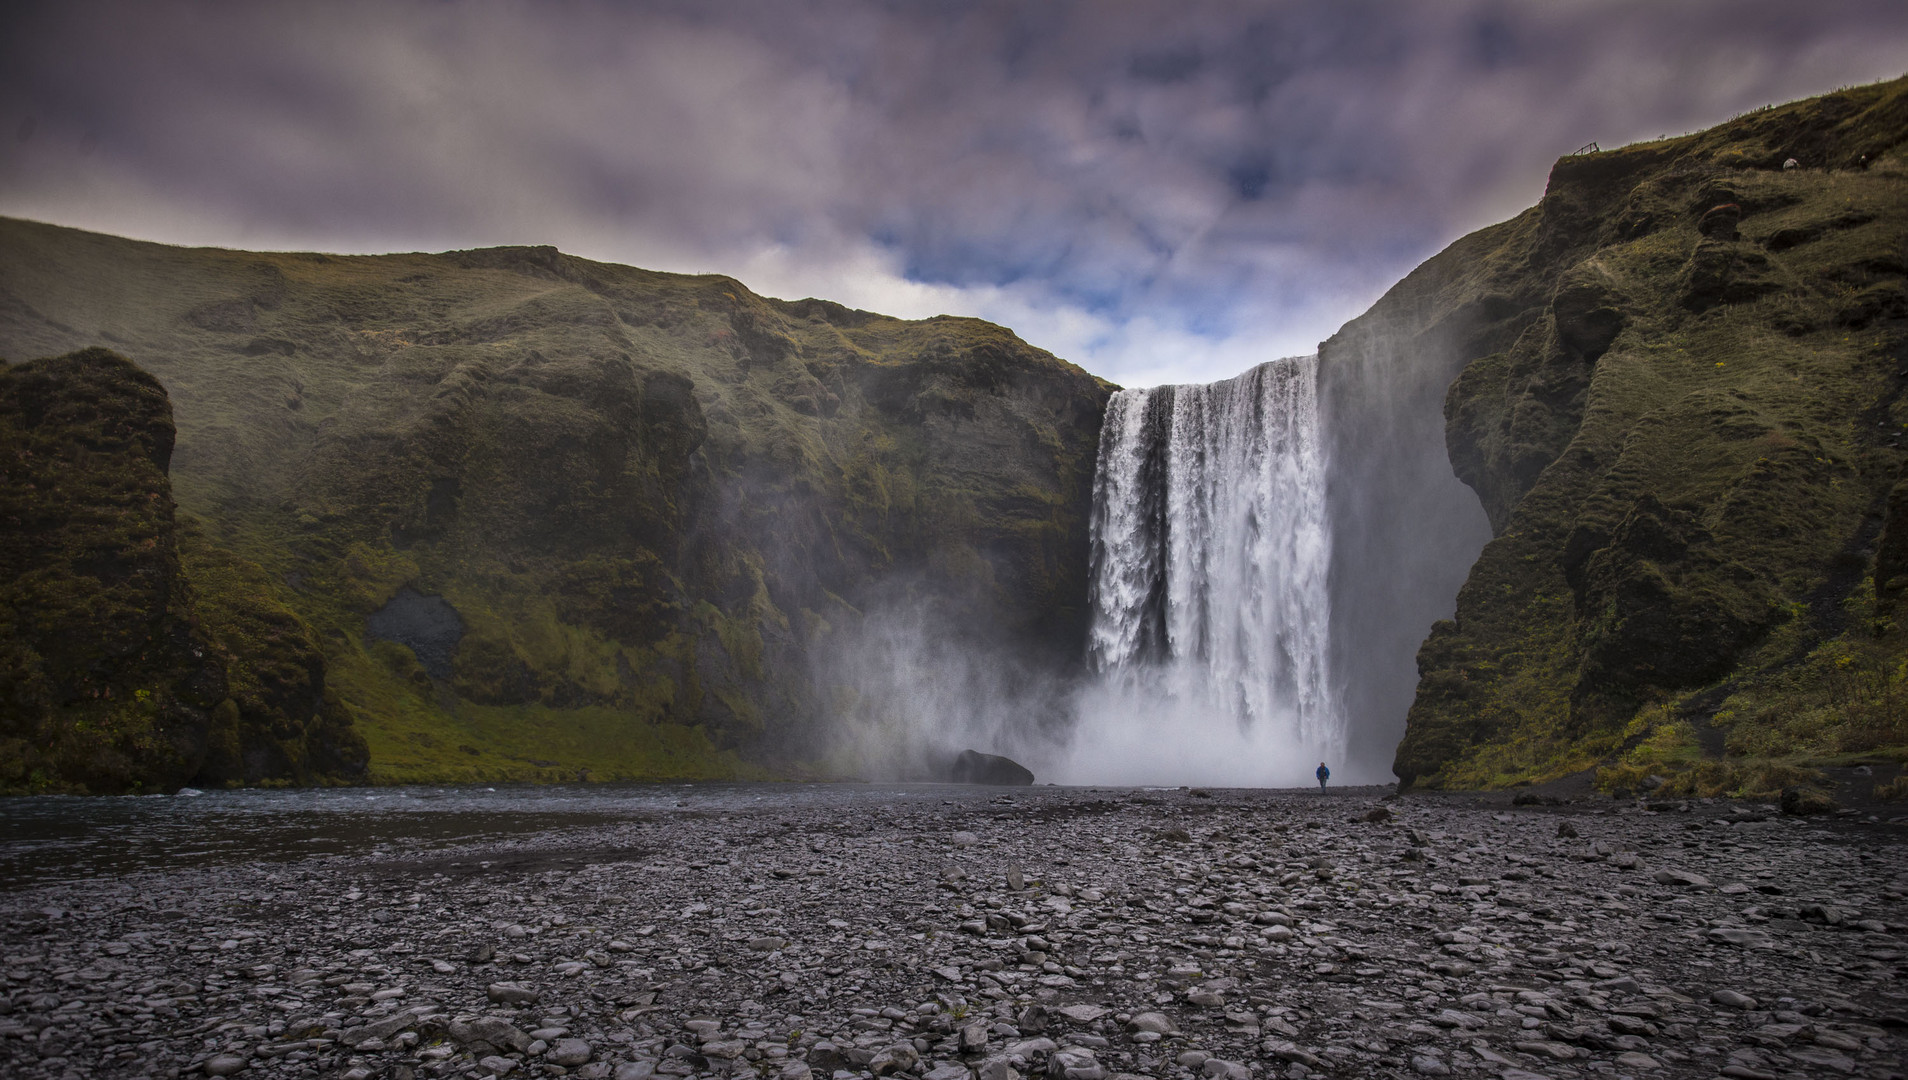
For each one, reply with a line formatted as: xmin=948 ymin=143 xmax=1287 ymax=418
xmin=948 ymin=748 xmax=1035 ymax=786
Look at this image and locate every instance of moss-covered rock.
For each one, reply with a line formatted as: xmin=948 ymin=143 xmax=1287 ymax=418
xmin=0 ymin=347 xmax=365 ymax=792
xmin=1375 ymin=75 xmax=1908 ymax=788
xmin=0 ymin=348 xmax=222 ymax=791
xmin=0 ymin=232 xmax=1111 ymax=783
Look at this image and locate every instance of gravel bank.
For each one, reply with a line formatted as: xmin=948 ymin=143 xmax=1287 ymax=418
xmin=2 ymin=787 xmax=1903 ymax=1080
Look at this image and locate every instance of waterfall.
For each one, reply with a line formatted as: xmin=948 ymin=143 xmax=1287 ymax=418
xmin=1059 ymin=355 xmax=1343 ymax=785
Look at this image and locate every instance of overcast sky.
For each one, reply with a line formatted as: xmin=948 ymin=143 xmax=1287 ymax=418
xmin=3 ymin=1 xmax=1906 ymax=386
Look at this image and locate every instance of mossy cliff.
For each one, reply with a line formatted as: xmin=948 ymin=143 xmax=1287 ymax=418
xmin=0 ymin=226 xmax=1110 ymax=786
xmin=0 ymin=348 xmax=367 ymax=792
xmin=1356 ymin=75 xmax=1908 ymax=791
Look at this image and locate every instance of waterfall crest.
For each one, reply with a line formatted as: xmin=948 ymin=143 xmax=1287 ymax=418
xmin=1061 ymin=355 xmax=1343 ymax=785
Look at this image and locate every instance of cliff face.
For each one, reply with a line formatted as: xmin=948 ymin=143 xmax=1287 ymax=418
xmin=1372 ymin=76 xmax=1908 ymax=790
xmin=0 ymin=224 xmax=1111 ymax=785
xmin=0 ymin=348 xmax=367 ymax=792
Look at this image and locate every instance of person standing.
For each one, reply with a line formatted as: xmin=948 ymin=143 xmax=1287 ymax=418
xmin=1316 ymin=762 xmax=1330 ymax=793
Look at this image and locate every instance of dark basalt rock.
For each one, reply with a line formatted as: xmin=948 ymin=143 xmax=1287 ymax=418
xmin=365 ymin=587 xmax=465 ymax=680
xmin=947 ymin=748 xmax=1035 ymax=786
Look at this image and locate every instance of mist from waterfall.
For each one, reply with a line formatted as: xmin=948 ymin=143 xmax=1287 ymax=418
xmin=1053 ymin=355 xmax=1344 ymax=786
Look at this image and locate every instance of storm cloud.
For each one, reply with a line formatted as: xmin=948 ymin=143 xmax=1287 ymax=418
xmin=3 ymin=0 xmax=1905 ymax=384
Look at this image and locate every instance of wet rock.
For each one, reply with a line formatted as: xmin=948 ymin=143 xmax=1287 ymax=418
xmin=948 ymin=750 xmax=1036 ymax=786
xmin=1781 ymin=786 xmax=1837 ymax=815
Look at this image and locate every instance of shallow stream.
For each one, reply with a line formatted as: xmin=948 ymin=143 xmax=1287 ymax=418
xmin=0 ymin=781 xmax=1017 ymax=889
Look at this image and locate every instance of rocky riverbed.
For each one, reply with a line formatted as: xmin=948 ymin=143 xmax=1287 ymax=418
xmin=2 ymin=786 xmax=1904 ymax=1080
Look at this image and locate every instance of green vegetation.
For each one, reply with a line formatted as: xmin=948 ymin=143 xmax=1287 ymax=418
xmin=1386 ymin=75 xmax=1908 ymax=789
xmin=11 ymin=76 xmax=1898 ymax=794
xmin=0 ymin=348 xmax=365 ymax=793
xmin=0 ymin=233 xmax=1111 ymax=787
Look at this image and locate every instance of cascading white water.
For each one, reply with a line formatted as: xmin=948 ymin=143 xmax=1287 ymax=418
xmin=1057 ymin=355 xmax=1344 ymax=785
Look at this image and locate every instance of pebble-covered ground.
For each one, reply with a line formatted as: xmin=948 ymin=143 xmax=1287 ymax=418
xmin=2 ymin=786 xmax=1904 ymax=1080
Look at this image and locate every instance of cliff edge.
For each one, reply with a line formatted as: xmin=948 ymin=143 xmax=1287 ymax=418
xmin=1382 ymin=74 xmax=1908 ymax=793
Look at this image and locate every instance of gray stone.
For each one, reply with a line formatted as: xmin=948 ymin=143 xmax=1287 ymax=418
xmin=806 ymin=1042 xmax=850 ymax=1074
xmin=1048 ymin=1047 xmax=1106 ymax=1080
xmin=450 ymin=1017 xmax=533 ymax=1053
xmin=551 ymin=1037 xmax=594 ymax=1066
xmin=1125 ymin=1011 xmax=1177 ymax=1034
xmin=870 ymin=1042 xmax=921 ymax=1075
xmin=1512 ymin=1040 xmax=1583 ymax=1061
xmin=204 ymin=1055 xmax=249 ymax=1077
xmin=1006 ymin=1037 xmax=1057 ymax=1058
xmin=487 ymin=981 xmax=539 ymax=1004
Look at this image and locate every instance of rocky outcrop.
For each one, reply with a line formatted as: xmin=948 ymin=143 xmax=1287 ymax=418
xmin=0 ymin=227 xmax=1111 ymax=783
xmin=1368 ymin=75 xmax=1908 ymax=788
xmin=0 ymin=348 xmax=366 ymax=792
xmin=946 ymin=748 xmax=1036 ymax=786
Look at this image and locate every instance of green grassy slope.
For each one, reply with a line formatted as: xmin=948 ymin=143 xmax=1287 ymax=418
xmin=1383 ymin=76 xmax=1908 ymax=794
xmin=0 ymin=230 xmax=1111 ymax=786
